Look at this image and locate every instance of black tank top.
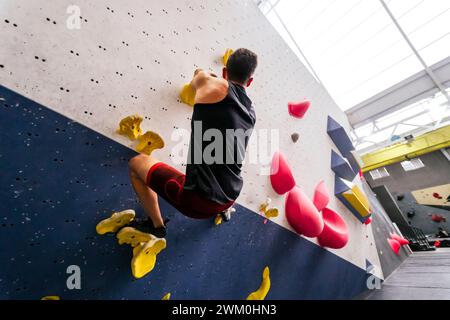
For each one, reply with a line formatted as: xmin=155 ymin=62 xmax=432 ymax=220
xmin=183 ymin=81 xmax=256 ymax=204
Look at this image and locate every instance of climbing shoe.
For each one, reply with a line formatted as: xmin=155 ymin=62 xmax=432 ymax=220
xmin=131 ymin=236 xmax=167 ymax=279
xmin=221 ymin=207 xmax=236 ymax=222
xmin=128 ymin=218 xmax=168 ymax=238
xmin=117 ymin=227 xmax=152 ymax=247
xmin=96 ymin=209 xmax=135 ymax=235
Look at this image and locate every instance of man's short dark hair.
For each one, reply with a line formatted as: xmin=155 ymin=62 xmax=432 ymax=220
xmin=226 ymin=48 xmax=258 ymax=84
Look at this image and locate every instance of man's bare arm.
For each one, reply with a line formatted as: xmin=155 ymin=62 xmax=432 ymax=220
xmin=190 ymin=69 xmax=228 ymax=104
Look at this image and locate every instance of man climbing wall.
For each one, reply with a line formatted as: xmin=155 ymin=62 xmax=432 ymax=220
xmin=96 ymin=48 xmax=258 ymax=277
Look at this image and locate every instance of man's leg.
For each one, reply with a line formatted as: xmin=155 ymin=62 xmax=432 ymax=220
xmin=128 ymin=154 xmax=165 ymax=228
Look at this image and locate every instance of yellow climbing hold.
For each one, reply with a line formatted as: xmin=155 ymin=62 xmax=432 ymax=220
xmin=96 ymin=210 xmax=135 ymax=235
xmin=246 ymin=266 xmax=270 ymax=300
xmin=162 ymin=293 xmax=171 ymax=300
xmin=265 ymin=208 xmax=279 ymax=219
xmin=41 ymin=296 xmax=60 ymax=300
xmin=135 ymin=131 xmax=165 ymax=156
xmin=215 ymin=214 xmax=223 ymax=226
xmin=117 ymin=115 xmax=143 ymax=141
xmin=223 ymin=48 xmax=234 ymax=66
xmin=180 ymin=83 xmax=196 ymax=107
xmin=117 ymin=227 xmax=152 ymax=247
xmin=259 ymin=198 xmax=272 ymax=213
xmin=131 ymin=236 xmax=167 ymax=279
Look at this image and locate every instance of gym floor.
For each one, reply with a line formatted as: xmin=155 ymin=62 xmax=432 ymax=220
xmin=362 ymin=249 xmax=450 ymax=300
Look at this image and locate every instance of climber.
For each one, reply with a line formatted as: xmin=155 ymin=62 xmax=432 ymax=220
xmin=118 ymin=48 xmax=257 ymax=238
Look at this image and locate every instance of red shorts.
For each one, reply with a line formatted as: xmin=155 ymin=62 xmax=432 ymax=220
xmin=146 ymin=162 xmax=234 ymax=219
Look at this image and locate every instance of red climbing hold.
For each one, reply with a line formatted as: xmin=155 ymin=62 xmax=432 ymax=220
xmin=390 ymin=233 xmax=409 ymax=246
xmin=364 ymin=217 xmax=372 ymax=225
xmin=288 ymin=100 xmax=311 ymax=119
xmin=435 ymin=241 xmax=441 ymax=248
xmin=285 ymin=187 xmax=324 ymax=238
xmin=313 ymin=180 xmax=329 ymax=212
xmin=388 ymin=238 xmax=401 ymax=255
xmin=270 ymin=152 xmax=296 ymax=195
xmin=433 ymin=192 xmax=443 ymax=199
xmin=317 ymin=208 xmax=349 ymax=249
xmin=432 ymin=214 xmax=446 ymax=223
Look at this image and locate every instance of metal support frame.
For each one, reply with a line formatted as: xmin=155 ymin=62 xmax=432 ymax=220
xmin=379 ymin=0 xmax=450 ymax=127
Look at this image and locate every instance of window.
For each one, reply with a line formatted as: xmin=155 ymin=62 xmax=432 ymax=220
xmin=369 ymin=167 xmax=390 ymax=180
xmin=400 ymin=158 xmax=425 ymax=171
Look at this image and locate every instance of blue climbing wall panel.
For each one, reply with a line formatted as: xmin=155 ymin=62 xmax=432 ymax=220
xmin=331 ymin=150 xmax=356 ymax=182
xmin=0 ymin=85 xmax=370 ymax=300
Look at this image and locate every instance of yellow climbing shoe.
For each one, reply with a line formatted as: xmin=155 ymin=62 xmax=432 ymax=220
xmin=117 ymin=227 xmax=152 ymax=247
xmin=116 ymin=115 xmax=143 ymax=141
xmin=223 ymin=48 xmax=234 ymax=66
xmin=135 ymin=131 xmax=165 ymax=156
xmin=131 ymin=237 xmax=167 ymax=279
xmin=246 ymin=266 xmax=271 ymax=300
xmin=95 ymin=210 xmax=135 ymax=235
xmin=180 ymin=83 xmax=196 ymax=107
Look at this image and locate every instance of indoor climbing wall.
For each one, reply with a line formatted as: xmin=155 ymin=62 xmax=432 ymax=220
xmin=1 ymin=0 xmax=391 ymax=299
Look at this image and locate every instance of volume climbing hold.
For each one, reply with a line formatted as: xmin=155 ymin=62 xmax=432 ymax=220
xmin=117 ymin=115 xmax=143 ymax=140
xmin=131 ymin=236 xmax=167 ymax=279
xmin=313 ymin=180 xmax=329 ymax=212
xmin=246 ymin=266 xmax=270 ymax=300
xmin=223 ymin=48 xmax=234 ymax=66
xmin=96 ymin=210 xmax=135 ymax=235
xmin=180 ymin=83 xmax=196 ymax=107
xmin=317 ymin=208 xmax=349 ymax=249
xmin=270 ymin=151 xmax=296 ymax=195
xmin=285 ymin=187 xmax=324 ymax=238
xmin=135 ymin=131 xmax=165 ymax=156
xmin=162 ymin=293 xmax=171 ymax=300
xmin=390 ymin=233 xmax=409 ymax=246
xmin=117 ymin=227 xmax=152 ymax=247
xmin=388 ymin=238 xmax=401 ymax=255
xmin=288 ymin=100 xmax=310 ymax=119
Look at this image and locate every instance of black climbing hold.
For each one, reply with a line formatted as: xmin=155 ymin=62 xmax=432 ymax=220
xmin=291 ymin=133 xmax=299 ymax=143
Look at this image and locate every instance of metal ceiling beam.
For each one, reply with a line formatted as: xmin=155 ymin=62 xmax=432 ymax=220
xmin=346 ymin=56 xmax=450 ymax=128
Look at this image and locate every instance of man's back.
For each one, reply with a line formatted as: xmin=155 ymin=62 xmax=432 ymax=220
xmin=184 ymin=81 xmax=256 ymax=204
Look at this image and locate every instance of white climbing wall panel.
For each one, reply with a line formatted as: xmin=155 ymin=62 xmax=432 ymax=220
xmin=0 ymin=0 xmax=382 ymax=278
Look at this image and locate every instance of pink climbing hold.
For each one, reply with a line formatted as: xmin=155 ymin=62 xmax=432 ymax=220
xmin=388 ymin=238 xmax=401 ymax=255
xmin=313 ymin=180 xmax=329 ymax=212
xmin=390 ymin=233 xmax=409 ymax=246
xmin=270 ymin=152 xmax=296 ymax=195
xmin=317 ymin=208 xmax=349 ymax=249
xmin=364 ymin=217 xmax=372 ymax=225
xmin=285 ymin=187 xmax=324 ymax=238
xmin=288 ymin=100 xmax=311 ymax=119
